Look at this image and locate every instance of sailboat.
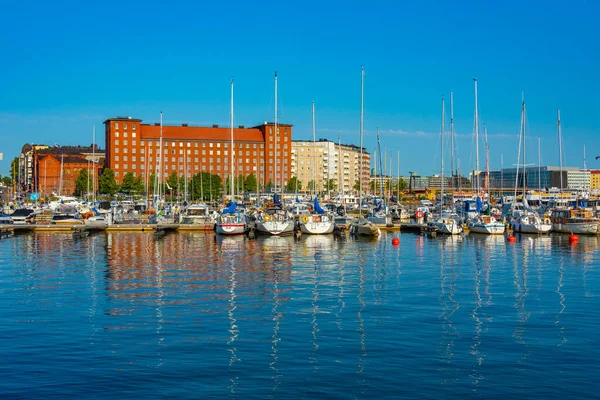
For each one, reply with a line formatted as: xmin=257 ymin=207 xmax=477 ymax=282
xmin=254 ymin=72 xmax=295 ymax=236
xmin=349 ymin=66 xmax=381 ymax=237
xmin=299 ymin=102 xmax=335 ymax=234
xmin=466 ymin=78 xmax=505 ymax=235
xmin=366 ymin=128 xmax=392 ymax=227
xmin=509 ymin=98 xmax=552 ymax=234
xmin=429 ymin=97 xmax=462 ymax=235
xmin=216 ymin=79 xmax=249 ymax=235
xmin=549 ymin=110 xmax=599 ymax=234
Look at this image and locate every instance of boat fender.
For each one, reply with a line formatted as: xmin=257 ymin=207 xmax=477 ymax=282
xmin=264 ymin=214 xmax=271 ymax=221
xmin=302 ymin=215 xmax=309 ymax=224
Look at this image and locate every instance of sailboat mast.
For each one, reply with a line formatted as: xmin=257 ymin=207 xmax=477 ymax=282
xmin=474 ymin=78 xmax=480 ymax=195
xmin=359 ymin=66 xmax=364 ymax=215
xmin=441 ymin=97 xmax=445 ymax=207
xmin=338 ymin=131 xmax=343 ymax=198
xmin=92 ymin=124 xmax=96 ymax=203
xmin=557 ymin=109 xmax=563 ymax=190
xmin=397 ymin=149 xmax=400 ymax=198
xmin=159 ymin=111 xmax=164 ymax=201
xmin=522 ymin=98 xmax=527 ymax=199
xmin=230 ymin=78 xmax=235 ymax=199
xmin=312 ymin=101 xmax=317 ymax=197
xmin=538 ymin=136 xmax=541 ymax=195
xmin=450 ymin=91 xmax=455 ymax=204
xmin=274 ymin=72 xmax=278 ymax=193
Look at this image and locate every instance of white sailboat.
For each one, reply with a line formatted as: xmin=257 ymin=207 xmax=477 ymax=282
xmin=254 ymin=72 xmax=295 ymax=236
xmin=466 ymin=78 xmax=505 ymax=235
xmin=510 ymin=98 xmax=552 ymax=234
xmin=429 ymin=96 xmax=462 ymax=235
xmin=549 ymin=110 xmax=599 ymax=234
xmin=216 ymin=78 xmax=248 ymax=235
xmin=349 ymin=66 xmax=381 ymax=237
xmin=299 ymin=101 xmax=335 ymax=234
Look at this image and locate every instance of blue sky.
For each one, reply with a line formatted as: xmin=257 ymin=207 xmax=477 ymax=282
xmin=1 ymin=0 xmax=599 ymax=178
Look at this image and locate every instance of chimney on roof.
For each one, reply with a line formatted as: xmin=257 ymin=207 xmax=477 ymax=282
xmin=155 ymin=123 xmax=160 ymax=126
xmin=182 ymin=123 xmax=188 ymax=127
xmin=212 ymin=124 xmax=218 ymax=128
xmin=238 ymin=125 xmax=244 ymax=129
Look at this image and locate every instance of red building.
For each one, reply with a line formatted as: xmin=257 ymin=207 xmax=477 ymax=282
xmin=103 ymin=117 xmax=293 ymax=190
xmin=36 ymin=153 xmax=103 ymax=197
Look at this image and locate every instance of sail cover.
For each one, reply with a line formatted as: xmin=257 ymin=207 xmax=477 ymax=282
xmin=314 ymin=198 xmax=326 ymax=215
xmin=223 ymin=201 xmax=236 ymax=214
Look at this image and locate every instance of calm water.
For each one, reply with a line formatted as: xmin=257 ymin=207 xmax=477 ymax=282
xmin=0 ymin=231 xmax=598 ymax=399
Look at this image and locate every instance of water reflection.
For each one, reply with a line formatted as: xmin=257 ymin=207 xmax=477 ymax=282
xmin=2 ymin=231 xmax=599 ymax=398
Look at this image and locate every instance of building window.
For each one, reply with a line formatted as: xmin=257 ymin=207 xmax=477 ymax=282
xmin=115 ymin=139 xmax=119 ymax=145
xmin=132 ymin=124 xmax=136 ymax=131
xmin=210 ymin=150 xmax=213 ymax=155
xmin=115 ymin=156 xmax=120 ymax=161
xmin=179 ymin=142 xmax=183 ymax=147
xmin=187 ymin=142 xmax=191 ymax=148
xmin=124 ymin=132 xmax=128 ymax=138
xmin=124 ymin=140 xmax=128 ymax=145
xmin=132 ymin=148 xmax=136 ymax=154
xmin=115 ymin=122 xmax=119 ymax=129
xmin=124 ymin=148 xmax=128 ymax=154
xmin=224 ymin=143 xmax=228 ymax=148
xmin=239 ymin=143 xmax=243 ymax=149
xmin=141 ymin=156 xmax=145 ymax=162
xmin=115 ymin=163 xmax=120 ymax=169
xmin=202 ymin=143 xmax=206 ymax=148
xmin=115 ymin=172 xmax=119 ymax=177
xmin=194 ymin=157 xmax=198 ymax=162
xmin=217 ymin=165 xmax=221 ymax=171
xmin=124 ymin=123 xmax=127 ymax=129
xmin=115 ymin=131 xmax=119 ymax=138
xmin=209 ymin=143 xmax=213 ymax=148
xmin=115 ymin=148 xmax=120 ymax=153
xmin=217 ymin=143 xmax=221 ymax=148
xmin=124 ymin=156 xmax=128 ymax=161
xmin=202 ymin=150 xmax=206 ymax=155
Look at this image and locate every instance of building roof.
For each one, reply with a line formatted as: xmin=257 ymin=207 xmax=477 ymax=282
xmin=37 ymin=145 xmax=105 ymax=155
xmin=104 ymin=116 xmax=143 ymax=123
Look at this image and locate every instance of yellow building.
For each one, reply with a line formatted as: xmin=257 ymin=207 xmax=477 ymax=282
xmin=291 ymin=139 xmax=370 ymax=195
xmin=590 ymin=169 xmax=600 ymax=189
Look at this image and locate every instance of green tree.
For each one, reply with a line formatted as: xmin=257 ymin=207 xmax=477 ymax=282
xmin=307 ymin=180 xmax=316 ymax=192
xmin=166 ymin=172 xmax=180 ymax=197
xmin=1 ymin=176 xmax=12 ymax=186
xmin=353 ymin=180 xmax=362 ymax=192
xmin=285 ymin=176 xmax=302 ymax=192
xmin=245 ymin=174 xmax=258 ymax=193
xmin=74 ymin=168 xmax=90 ymax=197
xmin=10 ymin=157 xmax=18 ymax=182
xmin=98 ymin=168 xmax=120 ymax=196
xmin=265 ymin=181 xmax=273 ymax=192
xmin=324 ymin=178 xmax=336 ymax=191
xmin=121 ymin=172 xmax=144 ymax=195
xmin=397 ymin=178 xmax=408 ymax=192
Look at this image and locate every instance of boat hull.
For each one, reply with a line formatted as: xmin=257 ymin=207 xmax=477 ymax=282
xmin=552 ymin=222 xmax=599 ymax=235
xmin=510 ymin=220 xmax=552 ymax=234
xmin=216 ymin=223 xmax=246 ymax=235
xmin=255 ymin=220 xmax=295 ymax=236
xmin=468 ymin=223 xmax=505 ymax=235
xmin=429 ymin=220 xmax=462 ymax=235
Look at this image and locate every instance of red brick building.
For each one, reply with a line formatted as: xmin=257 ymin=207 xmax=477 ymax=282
xmin=36 ymin=153 xmax=103 ymax=197
xmin=103 ymin=117 xmax=293 ymax=190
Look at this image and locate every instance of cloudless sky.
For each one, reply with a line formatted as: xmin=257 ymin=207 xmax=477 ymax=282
xmin=1 ymin=0 xmax=599 ymax=178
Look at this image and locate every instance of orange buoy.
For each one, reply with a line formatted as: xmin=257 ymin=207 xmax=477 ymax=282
xmin=392 ymin=237 xmax=400 ymax=246
xmin=569 ymin=234 xmax=579 ymax=243
xmin=507 ymin=235 xmax=516 ymax=243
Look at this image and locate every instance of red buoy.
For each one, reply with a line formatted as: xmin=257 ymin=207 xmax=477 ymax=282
xmin=569 ymin=234 xmax=579 ymax=243
xmin=392 ymin=237 xmax=400 ymax=246
xmin=507 ymin=235 xmax=516 ymax=243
